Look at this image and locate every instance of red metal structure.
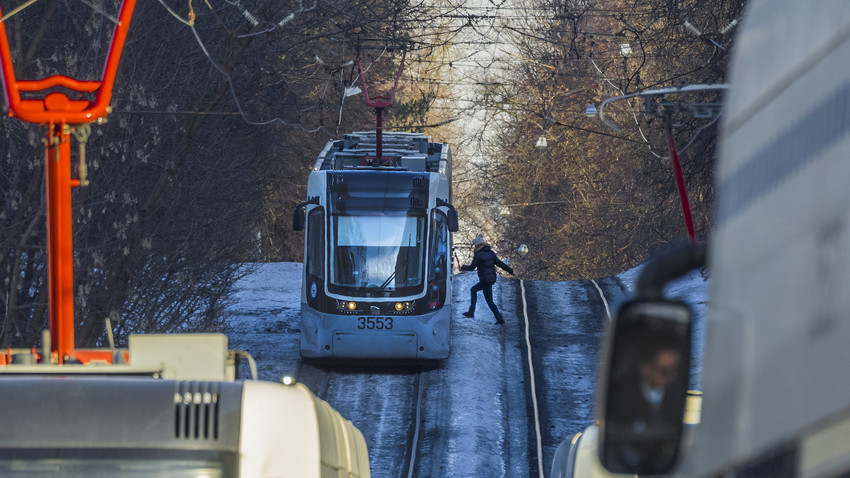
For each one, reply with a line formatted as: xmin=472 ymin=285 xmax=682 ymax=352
xmin=357 ymin=50 xmax=406 ymax=162
xmin=663 ymin=116 xmax=696 ymax=240
xmin=598 ymin=84 xmax=727 ymax=242
xmin=0 ymin=0 xmax=138 ymax=364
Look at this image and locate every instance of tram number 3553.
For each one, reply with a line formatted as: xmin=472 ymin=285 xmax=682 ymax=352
xmin=357 ymin=316 xmax=394 ymax=330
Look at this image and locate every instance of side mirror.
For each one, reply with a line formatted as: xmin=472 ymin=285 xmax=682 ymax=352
xmin=293 ymin=197 xmax=320 ymax=232
xmin=447 ymin=207 xmax=459 ymax=232
xmin=598 ymin=299 xmax=692 ymax=475
xmin=292 ymin=206 xmax=306 ymax=231
xmin=436 ymin=198 xmax=459 ymax=232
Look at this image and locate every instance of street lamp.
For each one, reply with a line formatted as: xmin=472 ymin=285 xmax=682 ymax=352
xmin=619 ymin=42 xmax=632 ymax=92
xmin=535 ymin=136 xmax=548 ymax=149
xmin=585 ymin=103 xmax=598 ymax=117
xmin=518 ymin=244 xmax=529 ymax=255
xmin=534 ymin=135 xmax=547 ymax=185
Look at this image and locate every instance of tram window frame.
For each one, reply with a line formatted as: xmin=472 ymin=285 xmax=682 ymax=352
xmin=328 ymin=213 xmax=427 ymax=296
xmin=307 ymin=207 xmax=325 ymax=280
xmin=429 ymin=210 xmax=448 ymax=282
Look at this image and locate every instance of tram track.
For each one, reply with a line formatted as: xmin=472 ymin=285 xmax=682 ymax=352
xmin=589 ymin=279 xmax=612 ymax=322
xmin=296 ymin=360 xmax=428 ymax=477
xmin=406 ymin=369 xmax=425 ymax=478
xmin=519 ymin=279 xmax=546 ymax=478
xmin=518 ymin=277 xmax=620 ymax=477
xmin=226 ymin=261 xmax=651 ymax=475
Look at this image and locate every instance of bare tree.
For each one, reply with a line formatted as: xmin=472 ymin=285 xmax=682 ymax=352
xmin=464 ymin=0 xmax=745 ymax=280
xmin=0 ymin=0 xmax=462 ymax=347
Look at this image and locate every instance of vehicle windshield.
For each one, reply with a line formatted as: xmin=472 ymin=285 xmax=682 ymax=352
xmin=330 ymin=213 xmax=425 ymax=296
xmin=327 ymin=171 xmax=429 ymax=298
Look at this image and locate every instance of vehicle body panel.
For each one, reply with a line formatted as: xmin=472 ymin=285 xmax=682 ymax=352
xmin=688 ymin=0 xmax=850 ymax=474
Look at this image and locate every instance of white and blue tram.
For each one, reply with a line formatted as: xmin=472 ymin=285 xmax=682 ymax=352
xmin=293 ymin=131 xmax=458 ymax=359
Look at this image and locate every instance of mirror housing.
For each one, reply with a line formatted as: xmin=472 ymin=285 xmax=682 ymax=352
xmin=292 ymin=197 xmax=319 ymax=232
xmin=447 ymin=207 xmax=459 ymax=232
xmin=436 ymin=198 xmax=459 ymax=232
xmin=292 ymin=206 xmax=305 ymax=231
xmin=598 ymin=299 xmax=692 ymax=475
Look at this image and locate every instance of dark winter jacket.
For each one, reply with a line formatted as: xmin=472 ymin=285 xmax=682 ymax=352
xmin=461 ymin=244 xmax=514 ymax=283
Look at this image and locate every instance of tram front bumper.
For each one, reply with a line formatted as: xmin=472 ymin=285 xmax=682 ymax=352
xmin=300 ymin=308 xmax=451 ymax=359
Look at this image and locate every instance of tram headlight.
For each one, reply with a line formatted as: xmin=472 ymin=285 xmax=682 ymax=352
xmin=395 ymin=302 xmax=404 ymax=311
xmin=337 ymin=300 xmax=358 ymax=311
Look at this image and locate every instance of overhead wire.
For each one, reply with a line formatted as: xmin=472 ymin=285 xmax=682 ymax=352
xmin=156 ymin=0 xmax=334 ymax=134
xmin=589 ymin=56 xmax=663 ymax=158
xmin=75 ymin=0 xmax=120 ymax=23
xmin=223 ymin=0 xmax=317 ymax=38
xmin=0 ymin=0 xmax=40 ymax=24
xmin=148 ymin=0 xmax=729 ymax=139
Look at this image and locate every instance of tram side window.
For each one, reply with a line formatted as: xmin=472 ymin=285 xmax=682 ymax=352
xmin=307 ymin=208 xmax=325 ymax=279
xmin=430 ymin=210 xmax=448 ymax=281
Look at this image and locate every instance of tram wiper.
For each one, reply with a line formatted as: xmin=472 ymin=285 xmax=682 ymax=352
xmin=377 ymin=271 xmax=396 ymax=292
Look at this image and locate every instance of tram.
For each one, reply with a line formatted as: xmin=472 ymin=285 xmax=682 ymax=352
xmin=293 ymin=131 xmax=458 ymax=359
xmin=0 ymin=336 xmax=370 ymax=477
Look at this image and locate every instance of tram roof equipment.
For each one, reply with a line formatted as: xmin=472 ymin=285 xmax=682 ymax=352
xmin=313 ymin=131 xmax=450 ymax=174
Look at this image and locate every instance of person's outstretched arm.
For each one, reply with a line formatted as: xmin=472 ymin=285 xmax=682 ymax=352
xmin=495 ymin=257 xmax=514 ymax=275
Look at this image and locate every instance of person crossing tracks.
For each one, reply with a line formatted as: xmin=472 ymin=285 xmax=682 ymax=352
xmin=460 ymin=234 xmax=515 ymax=325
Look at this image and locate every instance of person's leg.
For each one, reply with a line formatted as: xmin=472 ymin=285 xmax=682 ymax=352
xmin=464 ymin=282 xmax=482 ymax=317
xmin=482 ymin=282 xmax=504 ymax=324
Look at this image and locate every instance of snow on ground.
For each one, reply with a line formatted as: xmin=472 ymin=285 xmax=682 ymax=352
xmin=224 ymin=261 xmax=708 ymax=384
xmin=223 ymin=261 xmax=710 ymax=475
xmin=225 ymin=262 xmax=303 ymax=382
xmin=421 ymin=272 xmax=523 ymax=476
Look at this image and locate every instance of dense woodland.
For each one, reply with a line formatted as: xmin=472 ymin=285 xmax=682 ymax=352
xmin=0 ymin=0 xmax=743 ymax=347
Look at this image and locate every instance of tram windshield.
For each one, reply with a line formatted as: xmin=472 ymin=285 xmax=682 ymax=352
xmin=330 ymin=213 xmax=426 ymax=297
xmin=326 ymin=171 xmax=430 ymax=298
